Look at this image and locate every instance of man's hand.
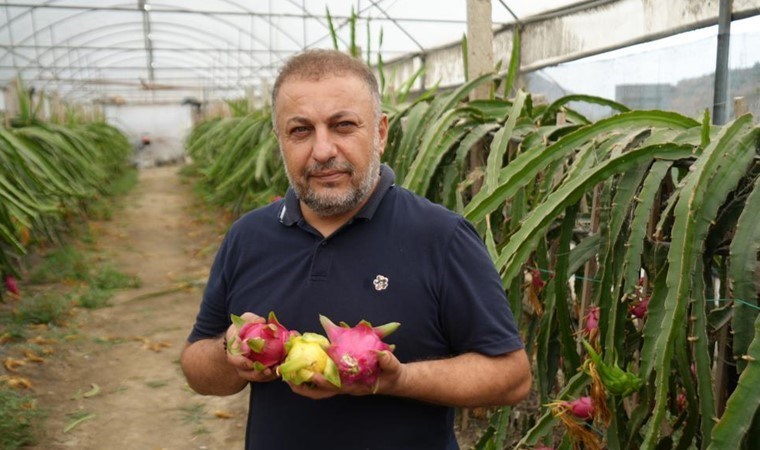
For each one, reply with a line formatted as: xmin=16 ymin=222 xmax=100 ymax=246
xmin=286 ymin=350 xmax=404 ymax=399
xmin=285 ymin=349 xmax=532 ymax=408
xmin=225 ymin=312 xmax=280 ymax=383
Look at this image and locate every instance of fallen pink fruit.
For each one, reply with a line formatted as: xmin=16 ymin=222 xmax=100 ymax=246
xmin=228 ymin=312 xmax=296 ymax=371
xmin=320 ymin=314 xmax=400 ymax=386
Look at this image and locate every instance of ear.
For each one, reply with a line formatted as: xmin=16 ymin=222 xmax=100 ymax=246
xmin=377 ymin=113 xmax=389 ymax=157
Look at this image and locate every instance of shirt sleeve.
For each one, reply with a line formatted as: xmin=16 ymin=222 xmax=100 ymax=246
xmin=187 ymin=233 xmax=233 ymax=343
xmin=438 ymin=218 xmax=524 ymax=356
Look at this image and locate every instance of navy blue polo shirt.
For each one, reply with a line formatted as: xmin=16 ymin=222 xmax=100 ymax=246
xmin=188 ymin=164 xmax=523 ymax=450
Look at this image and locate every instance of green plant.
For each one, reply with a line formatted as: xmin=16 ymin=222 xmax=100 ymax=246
xmin=90 ymin=265 xmax=140 ymax=290
xmin=0 ymin=321 xmax=27 ymax=341
xmin=0 ymin=385 xmax=42 ymax=449
xmin=179 ymin=402 xmax=210 ymax=435
xmin=75 ymin=288 xmax=112 ymax=309
xmin=184 ymin=110 xmax=287 ymax=215
xmin=13 ymin=291 xmax=72 ymax=325
xmin=184 ymin=45 xmax=760 ymax=449
xmin=75 ymin=265 xmax=140 ymax=309
xmin=0 ymin=78 xmax=133 ymax=279
xmin=27 ymin=245 xmax=89 ymax=284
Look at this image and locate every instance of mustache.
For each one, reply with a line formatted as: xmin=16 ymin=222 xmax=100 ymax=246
xmin=304 ymin=159 xmax=354 ymax=177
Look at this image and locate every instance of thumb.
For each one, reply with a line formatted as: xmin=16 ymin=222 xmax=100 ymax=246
xmin=376 ymin=350 xmax=398 ymax=371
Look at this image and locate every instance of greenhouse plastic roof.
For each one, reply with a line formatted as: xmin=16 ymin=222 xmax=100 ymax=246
xmin=1 ymin=0 xmax=759 ymax=105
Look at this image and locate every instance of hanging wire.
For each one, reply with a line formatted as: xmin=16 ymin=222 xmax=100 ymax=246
xmin=365 ymin=0 xmax=425 ymax=54
xmin=497 ymin=0 xmax=521 ymax=26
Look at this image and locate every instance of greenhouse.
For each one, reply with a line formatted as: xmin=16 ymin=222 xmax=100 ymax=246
xmin=1 ymin=0 xmax=759 ymax=448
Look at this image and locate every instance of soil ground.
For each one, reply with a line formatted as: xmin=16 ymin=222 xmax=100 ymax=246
xmin=11 ymin=164 xmax=488 ymax=449
xmin=23 ymin=166 xmax=248 ymax=449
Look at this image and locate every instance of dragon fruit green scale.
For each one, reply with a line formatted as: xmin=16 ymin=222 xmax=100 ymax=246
xmin=277 ymin=333 xmax=341 ymax=388
xmin=319 ymin=314 xmax=400 ymax=386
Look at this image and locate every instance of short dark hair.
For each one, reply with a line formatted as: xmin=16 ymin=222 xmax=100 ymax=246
xmin=271 ymin=49 xmax=381 ymax=128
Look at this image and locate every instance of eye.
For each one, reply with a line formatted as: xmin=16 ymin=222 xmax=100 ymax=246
xmin=288 ymin=126 xmax=311 ymax=138
xmin=334 ymin=121 xmax=357 ymax=133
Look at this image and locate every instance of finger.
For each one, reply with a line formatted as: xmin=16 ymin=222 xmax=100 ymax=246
xmin=239 ymin=312 xmax=265 ymax=323
xmin=307 ymin=373 xmax=341 ymax=391
xmin=248 ymin=370 xmax=279 ymax=383
xmin=287 ymin=381 xmax=337 ymax=400
xmin=228 ymin=354 xmax=272 ymax=376
xmin=226 ymin=353 xmax=253 ymax=369
xmin=236 ymin=364 xmax=279 ymax=383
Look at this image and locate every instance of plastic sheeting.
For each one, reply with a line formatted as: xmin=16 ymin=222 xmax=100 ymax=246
xmin=0 ymin=0 xmax=759 ymax=104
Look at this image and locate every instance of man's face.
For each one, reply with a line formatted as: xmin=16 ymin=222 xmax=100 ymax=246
xmin=274 ymin=75 xmax=388 ymax=218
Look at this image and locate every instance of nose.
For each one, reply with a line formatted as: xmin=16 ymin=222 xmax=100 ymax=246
xmin=311 ymin=125 xmax=337 ymax=162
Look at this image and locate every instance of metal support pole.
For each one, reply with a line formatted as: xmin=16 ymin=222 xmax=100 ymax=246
xmin=712 ymin=0 xmax=732 ymax=125
xmin=139 ymin=0 xmax=155 ymax=83
xmin=5 ymin=6 xmax=19 ymax=70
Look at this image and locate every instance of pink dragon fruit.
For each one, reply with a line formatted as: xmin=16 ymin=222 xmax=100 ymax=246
xmin=319 ymin=314 xmax=400 ymax=386
xmin=5 ymin=275 xmax=19 ymax=296
xmin=676 ymin=390 xmax=687 ymax=413
xmin=228 ymin=312 xmax=296 ymax=371
xmin=584 ymin=306 xmax=600 ymax=332
xmin=565 ymin=396 xmax=594 ymax=420
xmin=629 ymin=296 xmax=650 ymax=319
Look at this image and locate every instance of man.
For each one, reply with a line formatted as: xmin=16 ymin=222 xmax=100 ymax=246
xmin=181 ymin=49 xmax=531 ymax=450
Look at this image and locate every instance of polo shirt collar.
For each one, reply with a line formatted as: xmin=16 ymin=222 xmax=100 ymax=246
xmin=278 ymin=164 xmax=395 ymax=226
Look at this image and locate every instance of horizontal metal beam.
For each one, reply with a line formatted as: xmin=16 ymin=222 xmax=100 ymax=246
xmin=1 ymin=65 xmax=278 ymax=71
xmin=37 ymin=75 xmax=269 ymax=84
xmin=0 ymin=43 xmax=411 ymax=55
xmin=382 ymin=0 xmax=760 ymax=91
xmin=1 ymin=11 xmax=279 ymax=66
xmin=34 ymin=77 xmax=247 ymax=90
xmin=2 ymin=2 xmax=485 ymax=24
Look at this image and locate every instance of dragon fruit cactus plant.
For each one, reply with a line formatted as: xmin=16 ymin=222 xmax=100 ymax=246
xmin=319 ymin=315 xmax=400 ymax=386
xmin=277 ymin=332 xmax=342 ymax=388
xmin=228 ymin=312 xmax=297 ymax=371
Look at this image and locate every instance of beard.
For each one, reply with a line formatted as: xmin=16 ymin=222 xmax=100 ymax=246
xmin=285 ymin=139 xmax=382 ymax=218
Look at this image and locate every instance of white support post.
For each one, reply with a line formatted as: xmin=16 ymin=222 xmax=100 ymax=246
xmin=466 ymin=0 xmax=494 ymax=101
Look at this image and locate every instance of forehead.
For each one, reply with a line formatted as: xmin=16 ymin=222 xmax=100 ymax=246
xmin=276 ymin=74 xmax=374 ymax=113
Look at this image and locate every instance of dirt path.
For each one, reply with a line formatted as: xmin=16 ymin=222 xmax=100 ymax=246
xmin=28 ymin=166 xmax=248 ymax=449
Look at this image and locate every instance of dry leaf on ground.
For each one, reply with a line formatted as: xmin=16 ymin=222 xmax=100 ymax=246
xmin=1 ymin=375 xmax=34 ymax=389
xmin=29 ymin=335 xmax=58 ymax=345
xmin=3 ymin=357 xmax=26 ymax=372
xmin=214 ymin=410 xmax=234 ymax=419
xmin=23 ymin=349 xmax=45 ymax=363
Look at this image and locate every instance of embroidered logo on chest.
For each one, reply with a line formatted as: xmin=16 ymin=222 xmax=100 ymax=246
xmin=373 ymin=275 xmax=389 ymax=291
